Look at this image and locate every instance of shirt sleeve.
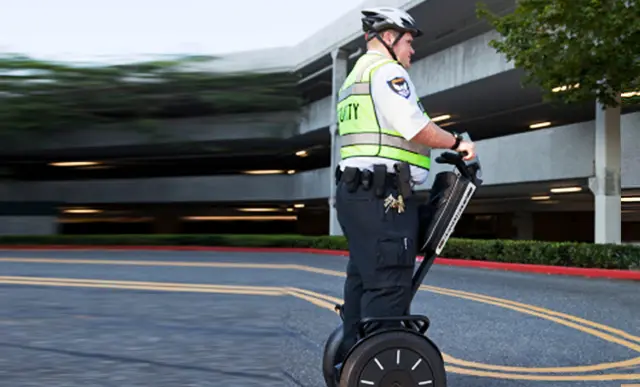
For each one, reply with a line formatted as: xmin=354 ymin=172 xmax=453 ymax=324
xmin=370 ymin=63 xmax=431 ymax=141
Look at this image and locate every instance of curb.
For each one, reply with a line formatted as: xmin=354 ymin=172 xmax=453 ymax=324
xmin=0 ymin=244 xmax=638 ymax=281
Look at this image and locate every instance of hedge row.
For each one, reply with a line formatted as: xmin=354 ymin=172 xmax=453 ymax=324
xmin=0 ymin=234 xmax=638 ymax=271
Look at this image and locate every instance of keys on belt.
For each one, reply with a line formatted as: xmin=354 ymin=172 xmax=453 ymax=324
xmin=384 ymin=193 xmax=405 ymax=213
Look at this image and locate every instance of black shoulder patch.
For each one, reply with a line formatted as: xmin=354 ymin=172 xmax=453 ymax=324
xmin=387 ymin=76 xmax=411 ymax=99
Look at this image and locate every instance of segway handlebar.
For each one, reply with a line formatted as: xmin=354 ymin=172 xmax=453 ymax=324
xmin=434 ymin=135 xmax=483 ymax=186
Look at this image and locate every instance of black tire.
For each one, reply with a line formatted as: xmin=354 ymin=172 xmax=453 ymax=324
xmin=339 ymin=330 xmax=447 ymax=387
xmin=322 ymin=324 xmax=344 ymax=387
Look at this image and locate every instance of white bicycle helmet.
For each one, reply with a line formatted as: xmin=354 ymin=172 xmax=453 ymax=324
xmin=361 ymin=7 xmax=423 ymax=38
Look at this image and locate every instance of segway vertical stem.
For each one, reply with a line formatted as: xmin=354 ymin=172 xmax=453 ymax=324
xmin=411 ymin=145 xmax=483 ymax=303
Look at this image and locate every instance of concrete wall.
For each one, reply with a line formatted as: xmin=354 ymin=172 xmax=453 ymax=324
xmin=417 ymin=119 xmax=596 ymax=189
xmin=0 ymin=169 xmax=330 ymax=204
xmin=299 ymin=97 xmax=332 ymax=135
xmin=0 ymin=112 xmax=300 ymax=154
xmin=0 ymin=217 xmax=58 ymax=235
xmin=3 ymin=112 xmax=638 ymax=204
xmin=621 ymin=111 xmax=640 ymax=188
xmin=410 ymin=30 xmax=513 ymax=96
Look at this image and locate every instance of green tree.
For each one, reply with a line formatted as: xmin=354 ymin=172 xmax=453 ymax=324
xmin=0 ymin=54 xmax=302 ymax=133
xmin=476 ymin=0 xmax=640 ymax=108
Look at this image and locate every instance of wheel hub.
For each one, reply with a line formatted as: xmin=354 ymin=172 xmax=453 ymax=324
xmin=358 ymin=349 xmax=435 ymax=387
xmin=379 ymin=370 xmax=415 ymax=386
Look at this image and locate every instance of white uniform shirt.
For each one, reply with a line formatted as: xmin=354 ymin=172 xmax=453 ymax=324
xmin=338 ymin=50 xmax=432 ymax=184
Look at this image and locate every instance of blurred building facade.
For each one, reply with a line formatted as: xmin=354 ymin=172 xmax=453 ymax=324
xmin=1 ymin=0 xmax=639 ymax=243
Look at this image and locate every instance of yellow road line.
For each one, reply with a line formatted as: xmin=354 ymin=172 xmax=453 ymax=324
xmin=445 ymin=366 xmax=640 ymax=381
xmin=286 ymin=286 xmax=343 ymax=305
xmin=421 ymin=284 xmax=640 ymax=344
xmin=420 ymin=285 xmax=640 ymax=373
xmin=290 ymin=283 xmax=640 ymax=375
xmin=2 ymin=257 xmax=639 ymax=382
xmin=2 ymin=274 xmax=639 ymax=382
xmin=0 ymin=276 xmax=281 ymax=292
xmin=0 ymin=257 xmax=294 ymax=269
xmin=285 ymin=288 xmax=339 ymax=312
xmin=0 ymin=277 xmax=283 ymax=296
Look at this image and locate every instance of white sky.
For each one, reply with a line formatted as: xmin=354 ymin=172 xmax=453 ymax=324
xmin=0 ymin=0 xmax=365 ymax=64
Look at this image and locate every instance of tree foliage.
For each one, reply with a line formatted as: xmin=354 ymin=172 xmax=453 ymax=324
xmin=477 ymin=0 xmax=640 ymax=108
xmin=0 ymin=54 xmax=302 ymax=133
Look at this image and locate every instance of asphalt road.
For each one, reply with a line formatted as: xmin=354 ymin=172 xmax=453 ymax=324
xmin=0 ymin=249 xmax=638 ymax=387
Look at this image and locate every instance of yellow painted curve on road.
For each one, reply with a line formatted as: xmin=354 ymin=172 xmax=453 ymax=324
xmin=0 ymin=256 xmax=639 ymax=383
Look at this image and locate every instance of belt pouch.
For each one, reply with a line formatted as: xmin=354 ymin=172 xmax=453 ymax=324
xmin=394 ymin=162 xmax=413 ymax=199
xmin=373 ymin=164 xmax=387 ymax=197
xmin=342 ymin=167 xmax=360 ymax=192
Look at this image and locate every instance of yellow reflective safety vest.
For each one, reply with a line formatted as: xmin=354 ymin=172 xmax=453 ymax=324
xmin=336 ymin=53 xmax=431 ymax=170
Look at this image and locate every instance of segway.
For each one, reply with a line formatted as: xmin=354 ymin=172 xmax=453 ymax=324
xmin=322 ymin=133 xmax=483 ymax=387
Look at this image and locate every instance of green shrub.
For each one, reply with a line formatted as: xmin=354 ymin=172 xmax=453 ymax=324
xmin=0 ymin=234 xmax=637 ymax=270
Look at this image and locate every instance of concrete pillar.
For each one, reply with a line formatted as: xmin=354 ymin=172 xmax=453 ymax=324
xmin=589 ymin=98 xmax=622 ymax=244
xmin=512 ymin=212 xmax=533 ymax=240
xmin=329 ymin=48 xmax=349 ymax=236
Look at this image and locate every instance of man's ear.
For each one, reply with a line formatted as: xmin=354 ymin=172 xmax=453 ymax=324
xmin=381 ymin=30 xmax=399 ymax=45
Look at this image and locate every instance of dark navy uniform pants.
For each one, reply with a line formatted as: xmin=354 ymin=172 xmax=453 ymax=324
xmin=334 ymin=167 xmax=421 ymax=359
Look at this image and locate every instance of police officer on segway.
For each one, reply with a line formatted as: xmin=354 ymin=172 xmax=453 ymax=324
xmin=333 ymin=6 xmax=476 ymax=368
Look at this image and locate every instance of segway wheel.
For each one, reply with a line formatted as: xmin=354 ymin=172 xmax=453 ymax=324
xmin=322 ymin=324 xmax=344 ymax=387
xmin=339 ymin=330 xmax=446 ymax=387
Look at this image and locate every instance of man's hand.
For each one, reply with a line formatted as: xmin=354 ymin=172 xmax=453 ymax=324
xmin=456 ymin=140 xmax=476 ymax=160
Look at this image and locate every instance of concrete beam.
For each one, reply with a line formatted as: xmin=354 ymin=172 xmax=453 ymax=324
xmin=299 ymin=96 xmax=332 ymax=135
xmin=0 ymin=169 xmax=330 ymax=204
xmin=415 ymin=119 xmax=597 ymax=190
xmin=3 ymin=112 xmax=639 ymax=204
xmin=0 ymin=112 xmax=300 ymax=155
xmin=409 ymin=30 xmax=513 ymax=96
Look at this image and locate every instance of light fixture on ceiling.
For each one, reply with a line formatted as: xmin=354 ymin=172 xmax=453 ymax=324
xmin=237 ymin=208 xmax=281 ymax=212
xmin=621 ymin=91 xmax=639 ymax=98
xmin=49 ymin=161 xmax=101 ymax=167
xmin=293 ymin=203 xmax=305 ymax=208
xmin=431 ymin=114 xmax=451 ymax=122
xmin=296 ymin=150 xmax=309 ymax=157
xmin=183 ymin=215 xmax=297 ymax=221
xmin=531 ymin=195 xmax=550 ymax=200
xmin=63 ymin=208 xmax=102 ymax=214
xmin=243 ymin=170 xmax=285 ymax=175
xmin=550 ymin=186 xmax=582 ymax=193
xmin=530 ymin=121 xmax=551 ymax=129
xmin=287 ymin=170 xmax=295 ymax=174
xmin=622 ymin=197 xmax=640 ymax=202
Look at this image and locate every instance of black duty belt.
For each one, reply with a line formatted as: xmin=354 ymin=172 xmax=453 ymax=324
xmin=336 ymin=163 xmax=413 ymax=199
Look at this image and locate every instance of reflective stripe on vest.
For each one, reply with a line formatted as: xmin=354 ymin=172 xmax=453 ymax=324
xmin=336 ymin=54 xmax=431 ymax=170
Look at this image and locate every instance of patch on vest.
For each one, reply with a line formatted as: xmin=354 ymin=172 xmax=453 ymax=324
xmin=387 ymin=77 xmax=411 ymax=99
